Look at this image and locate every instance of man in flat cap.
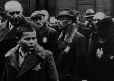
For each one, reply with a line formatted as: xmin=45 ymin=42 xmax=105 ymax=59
xmin=30 ymin=10 xmax=58 ymax=60
xmin=87 ymin=16 xmax=114 ymax=81
xmin=56 ymin=9 xmax=87 ymax=81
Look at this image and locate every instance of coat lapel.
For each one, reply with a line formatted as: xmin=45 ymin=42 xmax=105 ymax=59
xmin=17 ymin=53 xmax=41 ymax=77
xmin=5 ymin=44 xmax=20 ymax=72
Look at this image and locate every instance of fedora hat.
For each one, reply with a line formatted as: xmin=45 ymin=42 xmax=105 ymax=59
xmin=56 ymin=9 xmax=76 ymax=22
xmin=84 ymin=9 xmax=95 ymax=17
xmin=94 ymin=16 xmax=114 ymax=34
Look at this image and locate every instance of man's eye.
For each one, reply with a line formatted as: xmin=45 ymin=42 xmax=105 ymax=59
xmin=9 ymin=12 xmax=15 ymax=16
xmin=25 ymin=38 xmax=30 ymax=41
xmin=32 ymin=37 xmax=36 ymax=40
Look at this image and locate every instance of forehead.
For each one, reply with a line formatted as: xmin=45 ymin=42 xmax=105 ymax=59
xmin=22 ymin=31 xmax=36 ymax=38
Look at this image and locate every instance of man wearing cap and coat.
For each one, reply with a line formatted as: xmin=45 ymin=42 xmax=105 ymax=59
xmin=56 ymin=9 xmax=87 ymax=81
xmin=30 ymin=10 xmax=58 ymax=60
xmin=87 ymin=17 xmax=114 ymax=81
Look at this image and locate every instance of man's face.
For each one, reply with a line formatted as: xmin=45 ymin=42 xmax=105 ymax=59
xmin=32 ymin=15 xmax=45 ymax=28
xmin=6 ymin=9 xmax=22 ymax=25
xmin=19 ymin=31 xmax=37 ymax=51
xmin=58 ymin=16 xmax=71 ymax=29
xmin=86 ymin=17 xmax=93 ymax=22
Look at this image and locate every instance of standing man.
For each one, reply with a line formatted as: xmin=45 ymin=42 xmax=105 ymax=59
xmin=56 ymin=9 xmax=87 ymax=81
xmin=30 ymin=10 xmax=58 ymax=59
xmin=2 ymin=26 xmax=59 ymax=81
xmin=87 ymin=17 xmax=114 ymax=81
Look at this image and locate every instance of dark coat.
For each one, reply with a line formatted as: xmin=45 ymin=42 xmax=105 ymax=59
xmin=40 ymin=22 xmax=58 ymax=58
xmin=87 ymin=33 xmax=114 ymax=81
xmin=57 ymin=26 xmax=87 ymax=81
xmin=2 ymin=44 xmax=59 ymax=81
xmin=0 ymin=16 xmax=42 ymax=79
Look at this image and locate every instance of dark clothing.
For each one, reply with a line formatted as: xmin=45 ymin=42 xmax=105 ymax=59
xmin=0 ymin=16 xmax=42 ymax=79
xmin=2 ymin=44 xmax=59 ymax=81
xmin=87 ymin=33 xmax=114 ymax=81
xmin=78 ymin=22 xmax=95 ymax=52
xmin=57 ymin=26 xmax=87 ymax=81
xmin=40 ymin=22 xmax=58 ymax=58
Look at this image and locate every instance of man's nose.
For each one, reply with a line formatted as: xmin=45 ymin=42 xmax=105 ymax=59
xmin=14 ymin=13 xmax=18 ymax=17
xmin=29 ymin=39 xmax=34 ymax=44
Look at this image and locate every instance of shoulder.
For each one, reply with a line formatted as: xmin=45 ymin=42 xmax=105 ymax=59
xmin=5 ymin=44 xmax=20 ymax=57
xmin=44 ymin=50 xmax=53 ymax=59
xmin=75 ymin=31 xmax=85 ymax=39
xmin=0 ymin=22 xmax=7 ymax=30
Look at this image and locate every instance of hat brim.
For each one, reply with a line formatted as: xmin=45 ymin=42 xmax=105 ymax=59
xmin=56 ymin=15 xmax=76 ymax=21
xmin=84 ymin=15 xmax=94 ymax=17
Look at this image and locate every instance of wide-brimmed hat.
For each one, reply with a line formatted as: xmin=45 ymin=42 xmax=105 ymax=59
xmin=56 ymin=9 xmax=76 ymax=22
xmin=84 ymin=9 xmax=95 ymax=18
xmin=94 ymin=16 xmax=114 ymax=34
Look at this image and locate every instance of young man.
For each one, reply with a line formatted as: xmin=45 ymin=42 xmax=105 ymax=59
xmin=2 ymin=25 xmax=59 ymax=81
xmin=56 ymin=9 xmax=87 ymax=81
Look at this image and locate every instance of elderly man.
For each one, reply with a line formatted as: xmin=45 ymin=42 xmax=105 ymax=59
xmin=0 ymin=1 xmax=41 ymax=79
xmin=30 ymin=10 xmax=58 ymax=60
xmin=56 ymin=9 xmax=87 ymax=81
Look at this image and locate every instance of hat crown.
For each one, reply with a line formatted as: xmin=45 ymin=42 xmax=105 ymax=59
xmin=93 ymin=12 xmax=106 ymax=20
xmin=95 ymin=17 xmax=114 ymax=34
xmin=59 ymin=9 xmax=75 ymax=17
xmin=84 ymin=9 xmax=94 ymax=17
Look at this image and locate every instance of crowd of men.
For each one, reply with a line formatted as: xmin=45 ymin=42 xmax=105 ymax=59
xmin=0 ymin=0 xmax=114 ymax=81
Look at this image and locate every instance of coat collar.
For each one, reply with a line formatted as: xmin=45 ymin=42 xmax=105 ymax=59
xmin=58 ymin=24 xmax=77 ymax=43
xmin=5 ymin=44 xmax=46 ymax=77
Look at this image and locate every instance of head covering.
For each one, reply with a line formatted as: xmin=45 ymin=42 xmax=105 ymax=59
xmin=56 ymin=9 xmax=76 ymax=22
xmin=84 ymin=9 xmax=95 ymax=17
xmin=94 ymin=16 xmax=114 ymax=34
xmin=93 ymin=12 xmax=106 ymax=20
xmin=30 ymin=10 xmax=49 ymax=20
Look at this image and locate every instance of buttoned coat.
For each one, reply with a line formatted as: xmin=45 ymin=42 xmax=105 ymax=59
xmin=57 ymin=25 xmax=87 ymax=81
xmin=1 ymin=44 xmax=59 ymax=81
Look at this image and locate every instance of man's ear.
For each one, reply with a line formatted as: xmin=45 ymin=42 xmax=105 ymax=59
xmin=16 ymin=37 xmax=20 ymax=44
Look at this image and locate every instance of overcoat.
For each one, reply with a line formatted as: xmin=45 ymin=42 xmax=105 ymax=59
xmin=87 ymin=33 xmax=114 ymax=81
xmin=1 ymin=44 xmax=59 ymax=81
xmin=40 ymin=22 xmax=58 ymax=58
xmin=57 ymin=25 xmax=87 ymax=81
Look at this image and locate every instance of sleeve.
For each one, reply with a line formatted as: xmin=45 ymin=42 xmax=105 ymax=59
xmin=1 ymin=62 xmax=7 ymax=81
xmin=45 ymin=50 xmax=59 ymax=81
xmin=49 ymin=30 xmax=58 ymax=58
xmin=73 ymin=36 xmax=87 ymax=81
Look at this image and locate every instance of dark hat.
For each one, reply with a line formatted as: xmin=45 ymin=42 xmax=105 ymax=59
xmin=56 ymin=9 xmax=76 ymax=22
xmin=94 ymin=16 xmax=114 ymax=34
